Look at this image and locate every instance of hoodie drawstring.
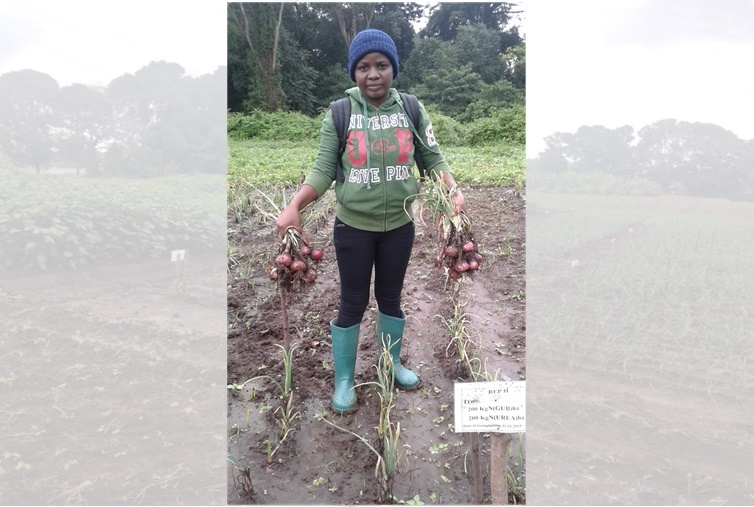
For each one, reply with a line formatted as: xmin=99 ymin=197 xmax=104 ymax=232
xmin=363 ymin=100 xmax=371 ymax=189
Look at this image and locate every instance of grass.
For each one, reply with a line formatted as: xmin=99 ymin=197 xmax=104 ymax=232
xmin=442 ymin=144 xmax=526 ymax=189
xmin=228 ymin=139 xmax=317 ymax=186
xmin=507 ymin=435 xmax=526 ymax=504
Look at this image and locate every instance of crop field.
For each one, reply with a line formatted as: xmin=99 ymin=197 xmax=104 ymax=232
xmin=0 ymin=171 xmax=228 ymax=503
xmin=526 ymin=191 xmax=754 ymax=504
xmin=226 ymin=138 xmax=526 ymax=504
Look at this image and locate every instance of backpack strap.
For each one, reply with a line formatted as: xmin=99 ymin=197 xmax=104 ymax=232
xmin=399 ymin=92 xmax=426 ymax=180
xmin=330 ymin=97 xmax=351 ymax=183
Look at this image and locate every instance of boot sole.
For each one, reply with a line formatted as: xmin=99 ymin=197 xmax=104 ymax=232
xmin=395 ymin=378 xmax=421 ymax=391
xmin=331 ymin=402 xmax=358 ymax=414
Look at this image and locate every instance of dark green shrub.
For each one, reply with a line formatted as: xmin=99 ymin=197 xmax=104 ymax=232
xmin=227 ymin=111 xmax=321 ymax=142
xmin=423 ymin=105 xmax=466 ymax=147
xmin=460 ymin=80 xmax=524 ymax=123
xmin=465 ymin=105 xmax=525 ymax=145
xmin=227 ymin=113 xmax=255 ymax=140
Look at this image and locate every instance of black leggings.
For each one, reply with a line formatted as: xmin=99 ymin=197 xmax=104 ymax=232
xmin=333 ymin=217 xmax=414 ymax=328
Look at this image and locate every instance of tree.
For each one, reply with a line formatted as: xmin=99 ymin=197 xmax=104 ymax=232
xmin=453 ymin=24 xmax=507 ymax=84
xmin=0 ymin=70 xmax=59 ymax=172
xmin=401 ymin=36 xmax=450 ymax=90
xmin=570 ymin=125 xmax=635 ymax=175
xmin=227 ymin=11 xmax=254 ymax=112
xmin=54 ymin=84 xmax=111 ymax=174
xmin=421 ymin=3 xmax=518 ymax=43
xmin=228 ymin=2 xmax=285 ymax=112
xmin=278 ymin=27 xmax=319 ymax=115
xmin=502 ymin=44 xmax=525 ymax=90
xmin=292 ymin=3 xmax=349 ymax=76
xmin=188 ymin=66 xmax=230 ymax=174
xmin=635 ymin=120 xmax=751 ymax=198
xmin=227 ymin=3 xmax=426 ymax=112
xmin=106 ymin=61 xmax=221 ymax=176
xmin=330 ymin=2 xmax=376 ymax=47
xmin=412 ymin=64 xmax=484 ymax=118
xmin=370 ymin=3 xmax=424 ymax=73
xmin=538 ymin=126 xmax=635 ymax=176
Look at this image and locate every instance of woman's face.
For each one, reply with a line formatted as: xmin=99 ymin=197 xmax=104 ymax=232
xmin=354 ymin=52 xmax=393 ymax=107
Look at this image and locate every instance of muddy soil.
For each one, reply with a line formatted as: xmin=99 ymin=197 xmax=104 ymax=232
xmin=227 ymin=185 xmax=526 ymax=505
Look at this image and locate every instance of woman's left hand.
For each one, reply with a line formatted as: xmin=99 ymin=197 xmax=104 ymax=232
xmin=440 ymin=172 xmax=466 ymax=216
xmin=450 ymin=188 xmax=467 ymax=216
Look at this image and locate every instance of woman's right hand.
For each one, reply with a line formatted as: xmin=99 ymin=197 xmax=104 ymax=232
xmin=274 ymin=184 xmax=318 ymax=238
xmin=275 ymin=205 xmax=301 ymax=238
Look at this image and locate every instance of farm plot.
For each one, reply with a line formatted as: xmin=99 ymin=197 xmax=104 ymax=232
xmin=0 ymin=173 xmax=228 ymax=504
xmin=226 ymin=184 xmax=526 ymax=504
xmin=526 ymin=192 xmax=754 ymax=505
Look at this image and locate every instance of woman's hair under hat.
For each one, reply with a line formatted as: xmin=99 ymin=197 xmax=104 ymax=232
xmin=348 ymin=29 xmax=399 ymax=82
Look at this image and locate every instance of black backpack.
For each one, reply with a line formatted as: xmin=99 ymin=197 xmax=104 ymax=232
xmin=330 ymin=92 xmax=425 ymax=183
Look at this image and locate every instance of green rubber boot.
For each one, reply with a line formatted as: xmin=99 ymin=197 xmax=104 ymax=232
xmin=376 ymin=311 xmax=420 ymax=390
xmin=330 ymin=318 xmax=360 ymax=413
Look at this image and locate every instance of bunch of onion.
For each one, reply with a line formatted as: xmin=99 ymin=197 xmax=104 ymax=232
xmin=411 ymin=174 xmax=483 ymax=281
xmin=435 ymin=211 xmax=484 ymax=280
xmin=268 ymin=227 xmax=323 ymax=289
xmin=267 ymin=227 xmax=323 ymax=351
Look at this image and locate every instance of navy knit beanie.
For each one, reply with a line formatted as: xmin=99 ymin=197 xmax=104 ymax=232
xmin=348 ymin=29 xmax=399 ymax=82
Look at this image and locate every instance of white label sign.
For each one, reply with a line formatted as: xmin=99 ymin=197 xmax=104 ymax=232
xmin=454 ymin=381 xmax=526 ymax=433
xmin=171 ymin=249 xmax=186 ymax=262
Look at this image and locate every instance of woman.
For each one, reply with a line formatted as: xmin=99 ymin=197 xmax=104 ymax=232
xmin=276 ymin=29 xmax=466 ymax=413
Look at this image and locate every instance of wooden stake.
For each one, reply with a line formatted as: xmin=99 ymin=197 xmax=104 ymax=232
xmin=490 ymin=433 xmax=511 ymax=504
xmin=470 ymin=433 xmax=484 ymax=504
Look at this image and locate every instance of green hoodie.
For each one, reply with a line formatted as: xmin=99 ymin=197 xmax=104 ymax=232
xmin=304 ymin=87 xmax=451 ymax=232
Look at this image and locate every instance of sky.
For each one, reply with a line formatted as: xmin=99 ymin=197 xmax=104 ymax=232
xmin=0 ymin=1 xmax=227 ymax=87
xmin=527 ymin=0 xmax=754 ymax=156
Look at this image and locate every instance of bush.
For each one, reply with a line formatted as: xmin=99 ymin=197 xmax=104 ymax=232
xmin=411 ymin=65 xmax=484 ymax=119
xmin=460 ymin=80 xmax=524 ymax=123
xmin=465 ymin=105 xmax=525 ymax=145
xmin=423 ymin=105 xmax=466 ymax=147
xmin=227 ymin=113 xmax=255 ymax=140
xmin=227 ymin=111 xmax=321 ymax=142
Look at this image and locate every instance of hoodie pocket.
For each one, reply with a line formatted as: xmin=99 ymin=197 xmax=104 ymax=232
xmin=388 ymin=175 xmax=420 ymax=216
xmin=334 ymin=179 xmax=351 ymax=205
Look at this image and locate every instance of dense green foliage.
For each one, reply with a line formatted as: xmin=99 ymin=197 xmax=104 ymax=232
xmin=227 ymin=111 xmax=323 ymax=141
xmin=228 ymin=105 xmax=525 ymax=148
xmin=465 ymin=105 xmax=526 ymax=145
xmin=0 ymin=169 xmax=224 ymax=277
xmin=421 ymin=107 xmax=466 ymax=147
xmin=227 ymin=2 xmax=526 ymax=126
